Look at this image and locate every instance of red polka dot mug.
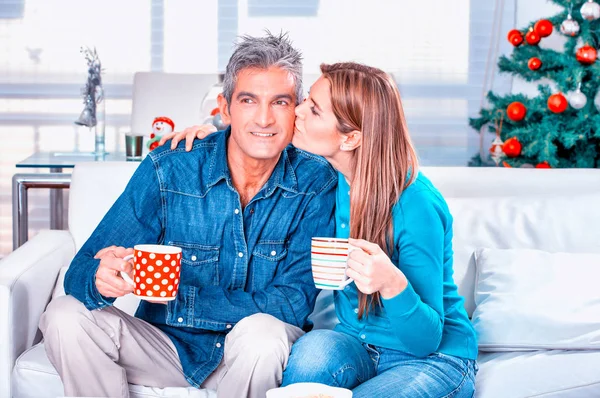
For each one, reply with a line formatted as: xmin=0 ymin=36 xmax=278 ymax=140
xmin=121 ymin=244 xmax=182 ymax=302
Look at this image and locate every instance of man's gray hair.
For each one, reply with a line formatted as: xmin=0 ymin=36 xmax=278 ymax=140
xmin=223 ymin=31 xmax=303 ymax=105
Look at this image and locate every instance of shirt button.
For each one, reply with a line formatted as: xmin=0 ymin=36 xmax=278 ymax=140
xmin=271 ymin=250 xmax=276 ymax=256
xmin=347 ymin=191 xmax=350 ymax=195
xmin=98 ymin=302 xmax=103 ymax=305
xmin=238 ymin=252 xmax=244 ymax=258
xmin=191 ymin=255 xmax=197 ymax=261
xmin=177 ymin=317 xmax=184 ymax=323
xmin=216 ymin=343 xmax=222 ymax=348
xmin=341 ymin=223 xmax=346 ymax=229
xmin=226 ymin=324 xmax=232 ymax=329
xmin=234 ymin=209 xmax=239 ymax=214
xmin=360 ymin=334 xmax=366 ymax=339
xmin=354 ymin=308 xmax=359 ymax=314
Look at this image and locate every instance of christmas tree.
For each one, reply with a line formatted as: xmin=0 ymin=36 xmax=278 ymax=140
xmin=470 ymin=0 xmax=600 ymax=168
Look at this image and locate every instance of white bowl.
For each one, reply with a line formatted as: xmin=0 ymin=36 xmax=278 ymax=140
xmin=266 ymin=382 xmax=352 ymax=398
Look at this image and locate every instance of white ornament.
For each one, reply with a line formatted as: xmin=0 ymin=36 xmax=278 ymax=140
xmin=490 ymin=136 xmax=505 ymax=166
xmin=581 ymin=0 xmax=600 ymax=21
xmin=568 ymin=88 xmax=587 ymax=109
xmin=560 ymin=14 xmax=580 ymax=36
xmin=594 ymin=90 xmax=600 ymax=112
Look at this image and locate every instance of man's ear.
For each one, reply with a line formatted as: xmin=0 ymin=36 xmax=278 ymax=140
xmin=340 ymin=130 xmax=362 ymax=151
xmin=217 ymin=93 xmax=231 ymax=125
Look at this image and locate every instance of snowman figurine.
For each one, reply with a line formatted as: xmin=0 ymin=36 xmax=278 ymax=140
xmin=147 ymin=116 xmax=175 ymax=151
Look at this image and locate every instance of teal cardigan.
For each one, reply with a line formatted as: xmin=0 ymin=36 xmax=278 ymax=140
xmin=333 ymin=171 xmax=478 ymax=360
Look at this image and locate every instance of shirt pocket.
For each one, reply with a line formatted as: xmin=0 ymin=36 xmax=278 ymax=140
xmin=170 ymin=241 xmax=220 ymax=286
xmin=251 ymin=241 xmax=288 ymax=290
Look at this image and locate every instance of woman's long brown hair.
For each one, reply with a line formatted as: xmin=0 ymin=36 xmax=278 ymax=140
xmin=320 ymin=63 xmax=418 ymax=318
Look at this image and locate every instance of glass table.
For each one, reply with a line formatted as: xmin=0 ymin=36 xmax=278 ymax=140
xmin=13 ymin=151 xmax=139 ymax=249
xmin=16 ymin=151 xmax=131 ymax=168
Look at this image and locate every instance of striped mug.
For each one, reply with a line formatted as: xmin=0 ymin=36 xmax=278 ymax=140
xmin=311 ymin=237 xmax=355 ymax=290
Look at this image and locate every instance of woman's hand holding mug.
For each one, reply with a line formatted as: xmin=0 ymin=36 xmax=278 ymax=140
xmin=346 ymin=238 xmax=408 ymax=299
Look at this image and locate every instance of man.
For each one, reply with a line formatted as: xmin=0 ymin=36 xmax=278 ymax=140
xmin=39 ymin=32 xmax=336 ymax=398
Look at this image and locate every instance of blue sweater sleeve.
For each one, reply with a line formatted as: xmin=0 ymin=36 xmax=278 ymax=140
xmin=380 ymin=190 xmax=446 ymax=357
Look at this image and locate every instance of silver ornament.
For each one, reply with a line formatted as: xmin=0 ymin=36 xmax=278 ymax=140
xmin=212 ymin=113 xmax=229 ymax=131
xmin=490 ymin=136 xmax=505 ymax=166
xmin=594 ymin=90 xmax=600 ymax=112
xmin=75 ymin=106 xmax=94 ymax=127
xmin=521 ymin=163 xmax=534 ymax=168
xmin=75 ymin=47 xmax=103 ymax=128
xmin=568 ymin=88 xmax=587 ymax=109
xmin=581 ymin=0 xmax=600 ymax=21
xmin=560 ymin=14 xmax=580 ymax=36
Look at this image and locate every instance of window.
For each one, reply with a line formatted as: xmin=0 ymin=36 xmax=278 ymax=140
xmin=0 ymin=0 xmax=515 ymax=257
xmin=0 ymin=0 xmax=153 ymax=256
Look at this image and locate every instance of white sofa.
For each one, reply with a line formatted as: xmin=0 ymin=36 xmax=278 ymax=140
xmin=2 ymin=162 xmax=600 ymax=398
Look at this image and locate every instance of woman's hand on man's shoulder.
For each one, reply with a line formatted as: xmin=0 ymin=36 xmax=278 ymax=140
xmin=158 ymin=124 xmax=218 ymax=151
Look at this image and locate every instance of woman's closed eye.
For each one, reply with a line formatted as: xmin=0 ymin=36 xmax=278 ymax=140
xmin=310 ymin=106 xmax=319 ymax=116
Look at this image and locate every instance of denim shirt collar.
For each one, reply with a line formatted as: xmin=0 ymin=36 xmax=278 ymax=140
xmin=205 ymin=127 xmax=299 ymax=197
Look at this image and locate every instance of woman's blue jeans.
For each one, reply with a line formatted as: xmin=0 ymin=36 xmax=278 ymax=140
xmin=282 ymin=329 xmax=478 ymax=398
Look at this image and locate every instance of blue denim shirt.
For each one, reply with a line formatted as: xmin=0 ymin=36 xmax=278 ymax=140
xmin=64 ymin=129 xmax=337 ymax=387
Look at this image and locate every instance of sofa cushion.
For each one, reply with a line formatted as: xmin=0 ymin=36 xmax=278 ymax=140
xmin=472 ymin=248 xmax=600 ymax=351
xmin=69 ymin=162 xmax=140 ymax=252
xmin=67 ymin=164 xmax=600 ymax=319
xmin=475 ymin=350 xmax=600 ymax=398
xmin=445 ymin=194 xmax=600 ymax=316
xmin=12 ymin=342 xmax=216 ymax=398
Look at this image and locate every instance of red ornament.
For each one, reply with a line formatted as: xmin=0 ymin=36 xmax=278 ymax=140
xmin=547 ymin=93 xmax=568 ymax=113
xmin=528 ymin=57 xmax=542 ymax=70
xmin=507 ymin=29 xmax=524 ymax=46
xmin=502 ymin=137 xmax=522 ymax=157
xmin=576 ymin=45 xmax=597 ymax=65
xmin=536 ymin=161 xmax=551 ymax=168
xmin=525 ymin=30 xmax=541 ymax=45
xmin=534 ymin=19 xmax=553 ymax=37
xmin=507 ymin=102 xmax=527 ymax=121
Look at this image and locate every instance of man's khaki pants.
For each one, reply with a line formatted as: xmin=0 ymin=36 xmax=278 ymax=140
xmin=39 ymin=295 xmax=304 ymax=398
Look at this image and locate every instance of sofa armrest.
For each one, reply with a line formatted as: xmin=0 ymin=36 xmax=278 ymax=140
xmin=0 ymin=230 xmax=75 ymax=397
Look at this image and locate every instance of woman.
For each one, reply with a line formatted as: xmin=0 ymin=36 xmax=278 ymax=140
xmin=159 ymin=62 xmax=478 ymax=397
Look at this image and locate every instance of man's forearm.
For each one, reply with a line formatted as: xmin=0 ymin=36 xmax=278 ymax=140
xmin=64 ymin=252 xmax=114 ymax=310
